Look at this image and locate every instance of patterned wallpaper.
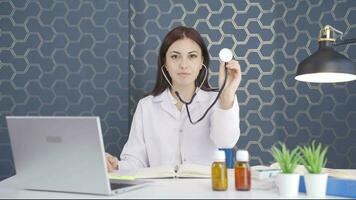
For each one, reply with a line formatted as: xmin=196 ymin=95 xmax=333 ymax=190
xmin=0 ymin=0 xmax=130 ymax=180
xmin=0 ymin=0 xmax=355 ymax=180
xmin=129 ymin=0 xmax=356 ymax=168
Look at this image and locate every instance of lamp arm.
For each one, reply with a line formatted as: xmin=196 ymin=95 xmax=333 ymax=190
xmin=334 ymin=38 xmax=356 ymax=47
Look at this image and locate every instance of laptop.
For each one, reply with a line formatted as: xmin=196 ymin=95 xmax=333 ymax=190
xmin=6 ymin=116 xmax=149 ymax=196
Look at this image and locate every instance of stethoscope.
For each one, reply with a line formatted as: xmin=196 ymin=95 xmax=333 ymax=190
xmin=161 ymin=48 xmax=233 ymax=124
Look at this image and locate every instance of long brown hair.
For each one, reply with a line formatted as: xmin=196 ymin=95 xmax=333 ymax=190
xmin=148 ymin=26 xmax=212 ymax=96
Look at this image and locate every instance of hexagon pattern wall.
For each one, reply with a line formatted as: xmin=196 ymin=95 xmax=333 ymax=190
xmin=129 ymin=0 xmax=356 ymax=168
xmin=0 ymin=0 xmax=129 ymax=180
xmin=1 ymin=0 xmax=356 ymax=181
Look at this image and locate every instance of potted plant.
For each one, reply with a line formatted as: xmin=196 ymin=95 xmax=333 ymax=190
xmin=299 ymin=140 xmax=328 ymax=197
xmin=271 ymin=142 xmax=301 ymax=197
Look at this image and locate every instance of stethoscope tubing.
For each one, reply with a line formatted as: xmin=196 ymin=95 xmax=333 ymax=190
xmin=162 ymin=63 xmax=228 ymax=124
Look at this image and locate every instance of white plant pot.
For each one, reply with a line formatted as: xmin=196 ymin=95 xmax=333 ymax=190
xmin=304 ymin=173 xmax=328 ymax=197
xmin=276 ymin=173 xmax=300 ymax=197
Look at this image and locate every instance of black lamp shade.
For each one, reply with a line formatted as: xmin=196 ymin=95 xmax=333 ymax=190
xmin=295 ymin=46 xmax=356 ymax=83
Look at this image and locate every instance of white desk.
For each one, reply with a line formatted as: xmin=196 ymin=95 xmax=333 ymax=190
xmin=0 ymin=174 xmax=347 ymax=199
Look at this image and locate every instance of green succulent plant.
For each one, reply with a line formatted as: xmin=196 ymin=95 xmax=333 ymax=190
xmin=271 ymin=142 xmax=301 ymax=174
xmin=298 ymin=140 xmax=328 ymax=174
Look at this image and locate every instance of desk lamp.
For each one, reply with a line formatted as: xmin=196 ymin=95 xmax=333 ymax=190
xmin=295 ymin=25 xmax=356 ymax=83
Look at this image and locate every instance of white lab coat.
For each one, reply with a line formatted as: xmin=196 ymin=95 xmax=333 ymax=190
xmin=118 ymin=89 xmax=240 ymax=172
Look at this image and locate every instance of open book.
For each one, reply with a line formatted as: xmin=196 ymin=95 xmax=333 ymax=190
xmin=133 ymin=164 xmax=211 ymax=179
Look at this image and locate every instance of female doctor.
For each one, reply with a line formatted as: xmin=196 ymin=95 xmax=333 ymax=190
xmin=106 ymin=26 xmax=242 ymax=172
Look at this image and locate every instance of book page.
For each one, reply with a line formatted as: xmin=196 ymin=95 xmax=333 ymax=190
xmin=128 ymin=164 xmax=212 ymax=179
xmin=177 ymin=164 xmax=211 ymax=178
xmin=324 ymin=168 xmax=356 ymax=180
xmin=134 ymin=165 xmax=176 ymax=179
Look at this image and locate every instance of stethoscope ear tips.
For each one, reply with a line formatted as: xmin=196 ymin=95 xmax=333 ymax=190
xmin=219 ymin=48 xmax=233 ymax=62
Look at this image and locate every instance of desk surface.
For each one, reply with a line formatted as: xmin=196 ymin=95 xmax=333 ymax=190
xmin=0 ymin=174 xmax=347 ymax=199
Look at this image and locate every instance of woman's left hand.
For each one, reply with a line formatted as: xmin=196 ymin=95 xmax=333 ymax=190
xmin=218 ymin=59 xmax=242 ymax=109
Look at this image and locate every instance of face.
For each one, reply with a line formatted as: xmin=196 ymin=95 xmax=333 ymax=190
xmin=165 ymin=38 xmax=204 ymax=89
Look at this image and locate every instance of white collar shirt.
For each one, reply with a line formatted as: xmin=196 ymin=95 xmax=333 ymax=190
xmin=118 ymin=89 xmax=240 ymax=172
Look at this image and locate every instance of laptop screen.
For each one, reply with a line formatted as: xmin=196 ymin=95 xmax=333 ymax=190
xmin=6 ymin=116 xmax=148 ymax=195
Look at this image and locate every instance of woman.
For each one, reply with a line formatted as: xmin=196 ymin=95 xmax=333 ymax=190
xmin=106 ymin=26 xmax=241 ymax=172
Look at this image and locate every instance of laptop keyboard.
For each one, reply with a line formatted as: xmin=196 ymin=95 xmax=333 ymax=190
xmin=110 ymin=183 xmax=134 ymax=190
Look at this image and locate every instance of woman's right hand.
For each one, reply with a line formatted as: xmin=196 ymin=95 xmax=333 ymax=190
xmin=105 ymin=153 xmax=119 ymax=172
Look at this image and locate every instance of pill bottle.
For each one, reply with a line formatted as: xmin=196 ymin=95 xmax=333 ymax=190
xmin=234 ymin=150 xmax=251 ymax=191
xmin=211 ymin=150 xmax=228 ymax=191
